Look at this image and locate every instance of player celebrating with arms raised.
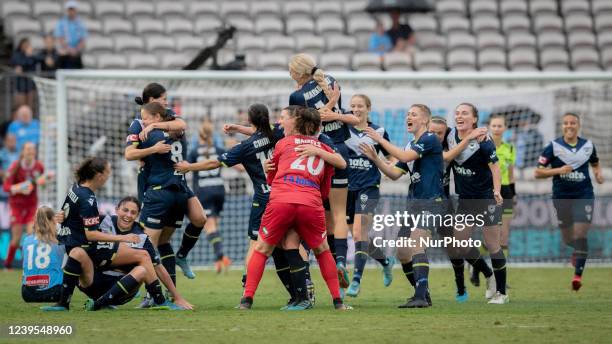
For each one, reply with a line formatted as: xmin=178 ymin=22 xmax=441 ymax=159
xmin=535 ymin=112 xmax=604 ymax=291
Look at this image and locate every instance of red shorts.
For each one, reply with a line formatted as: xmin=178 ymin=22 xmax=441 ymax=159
xmin=259 ymin=202 xmax=327 ymax=249
xmin=10 ymin=204 xmax=36 ymax=225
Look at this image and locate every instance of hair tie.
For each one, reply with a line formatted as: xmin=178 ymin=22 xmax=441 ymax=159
xmin=311 ymin=66 xmax=318 ymax=75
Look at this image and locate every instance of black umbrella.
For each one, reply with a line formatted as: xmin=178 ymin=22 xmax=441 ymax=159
xmin=365 ymin=0 xmax=434 ymax=14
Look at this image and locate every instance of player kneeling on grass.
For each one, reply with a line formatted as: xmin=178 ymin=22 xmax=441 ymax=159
xmin=239 ymin=108 xmax=350 ymax=310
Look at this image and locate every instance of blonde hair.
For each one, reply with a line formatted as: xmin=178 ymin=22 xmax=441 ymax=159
xmin=34 ymin=206 xmax=58 ymax=245
xmin=411 ymin=103 xmax=432 ymax=127
xmin=199 ymin=119 xmax=214 ymax=158
xmin=289 ymin=53 xmax=333 ymax=102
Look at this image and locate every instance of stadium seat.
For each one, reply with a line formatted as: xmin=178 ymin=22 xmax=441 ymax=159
xmin=165 ymin=18 xmax=194 ymax=36
xmin=27 ymin=36 xmax=44 ymax=50
xmin=568 ymin=32 xmax=597 ymax=50
xmin=9 ymin=19 xmax=41 ymax=38
xmin=508 ymin=48 xmax=539 ymax=71
xmin=284 ymin=2 xmax=312 ymax=19
xmin=73 ymin=1 xmax=93 ymax=18
xmin=114 ymin=35 xmax=145 ymax=54
xmin=533 ymin=15 xmax=564 ymax=33
xmin=237 ymin=35 xmax=266 ymax=55
xmin=440 ymin=17 xmax=470 ymax=33
xmin=540 ymin=48 xmax=570 ymax=71
xmin=194 ymin=17 xmax=223 ymax=36
xmin=436 ymin=0 xmax=466 ymax=17
xmin=477 ymin=33 xmax=506 ymax=51
xmin=287 ymin=17 xmax=316 ymax=36
xmin=561 ymin=0 xmax=591 ymax=17
xmin=471 ymin=16 xmax=500 ymax=34
xmin=316 ymin=17 xmax=345 ymax=35
xmin=326 ymin=35 xmax=357 ymax=55
xmin=135 ymin=18 xmax=165 ymax=35
xmin=128 ymin=54 xmax=160 ymax=69
xmin=85 ymin=35 xmax=114 ymax=54
xmin=220 ymin=2 xmax=250 ymax=21
xmin=319 ymin=52 xmax=351 ymax=71
xmin=592 ymin=0 xmax=612 ymax=16
xmin=175 ymin=35 xmax=206 ymax=55
xmin=416 ymin=33 xmax=446 ymax=52
xmin=469 ymin=0 xmax=498 ymax=17
xmin=346 ymin=15 xmax=376 ymax=36
xmin=296 ymin=35 xmax=325 ymax=55
xmin=343 ymin=1 xmax=368 ymax=18
xmin=124 ymin=1 xmax=155 ymax=21
xmin=255 ymin=17 xmax=284 ymax=36
xmin=383 ymin=52 xmax=412 ymax=71
xmin=313 ymin=2 xmax=343 ymax=20
xmin=408 ymin=15 xmax=437 ymax=33
xmin=95 ymin=2 xmax=124 ymax=20
xmin=478 ymin=49 xmax=507 ymax=71
xmin=145 ymin=35 xmax=176 ymax=54
xmin=96 ymin=54 xmax=127 ymax=69
xmin=447 ymin=33 xmax=476 ymax=51
xmin=41 ymin=18 xmax=58 ymax=35
xmin=571 ymin=49 xmax=601 ymax=70
xmin=161 ymin=53 xmax=190 ymax=69
xmin=156 ymin=2 xmax=186 ymax=19
xmin=1 ymin=2 xmax=30 ymax=19
xmin=32 ymin=1 xmax=62 ymax=21
xmin=103 ymin=18 xmax=133 ymax=35
xmin=258 ymin=53 xmax=288 ymax=70
xmin=500 ymin=0 xmax=528 ymax=17
xmin=598 ymin=32 xmax=612 ymax=50
xmin=251 ymin=2 xmax=282 ymax=20
xmin=82 ymin=18 xmax=103 ymax=35
xmin=564 ymin=14 xmax=594 ymax=34
xmin=447 ymin=50 xmax=477 ymax=71
xmin=529 ymin=0 xmax=558 ymax=17
xmin=537 ymin=32 xmax=567 ymax=50
xmin=266 ymin=35 xmax=296 ymax=55
xmin=414 ymin=50 xmax=445 ymax=71
xmin=81 ymin=54 xmax=96 ymax=68
xmin=507 ymin=33 xmax=537 ymax=50
xmin=351 ymin=53 xmax=381 ymax=71
xmin=502 ymin=15 xmax=531 ymax=33
xmin=601 ymin=48 xmax=612 ymax=69
xmin=226 ymin=17 xmax=255 ymax=35
xmin=594 ymin=14 xmax=612 ymax=33
xmin=190 ymin=2 xmax=219 ymax=19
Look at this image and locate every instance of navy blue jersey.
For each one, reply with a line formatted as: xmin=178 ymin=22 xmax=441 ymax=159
xmin=218 ymin=130 xmax=281 ymax=202
xmin=57 ymin=183 xmax=101 ymax=247
xmin=100 ymin=215 xmax=159 ymax=265
xmin=345 ymin=123 xmax=390 ymax=191
xmin=288 ymin=75 xmax=349 ymax=143
xmin=125 ymin=108 xmax=177 ymax=147
xmin=188 ymin=142 xmax=226 ymax=194
xmin=140 ymin=129 xmax=187 ymax=189
xmin=446 ymin=128 xmax=499 ymax=199
xmin=538 ymin=137 xmax=598 ymax=199
xmin=394 ymin=132 xmax=444 ymax=199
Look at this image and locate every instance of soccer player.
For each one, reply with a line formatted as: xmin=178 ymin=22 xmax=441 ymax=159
xmin=364 ymin=104 xmax=444 ymax=308
xmin=343 ymin=94 xmax=395 ymax=298
xmin=41 ymin=157 xmax=175 ymax=311
xmin=535 ymin=112 xmax=604 ymax=291
xmin=21 ymin=207 xmax=64 ymax=303
xmin=239 ymin=107 xmax=349 ymax=310
xmin=187 ymin=120 xmax=232 ymax=273
xmin=288 ymin=53 xmax=359 ymax=288
xmin=124 ymin=82 xmax=206 ymax=281
xmin=2 ymin=142 xmax=48 ymax=269
xmin=444 ymin=103 xmax=508 ymax=304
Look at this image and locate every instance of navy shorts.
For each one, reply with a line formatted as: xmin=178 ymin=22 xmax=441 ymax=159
xmin=248 ymin=199 xmax=268 ymax=241
xmin=346 ymin=186 xmax=380 ymax=225
xmin=398 ymin=198 xmax=448 ymax=235
xmin=137 ymin=167 xmax=147 ymax=202
xmin=65 ymin=244 xmax=119 ymax=270
xmin=553 ymin=198 xmax=594 ymax=227
xmin=140 ymin=185 xmax=189 ymax=229
xmin=78 ymin=270 xmax=138 ymax=305
xmin=331 ymin=142 xmax=349 ymax=188
xmin=456 ymin=198 xmax=502 ymax=227
xmin=198 ymin=189 xmax=225 ymax=217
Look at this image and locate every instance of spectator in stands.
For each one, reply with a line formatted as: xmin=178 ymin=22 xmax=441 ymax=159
xmin=10 ymin=38 xmax=37 ymax=109
xmin=386 ymin=10 xmax=415 ymax=55
xmin=7 ymin=105 xmax=40 ymax=152
xmin=37 ymin=33 xmax=59 ymax=75
xmin=515 ymin=113 xmax=544 ymax=168
xmin=54 ymin=0 xmax=87 ymax=69
xmin=368 ymin=20 xmax=393 ymax=64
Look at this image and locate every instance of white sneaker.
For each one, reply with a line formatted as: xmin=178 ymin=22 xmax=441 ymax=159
xmin=485 ymin=276 xmax=497 ymax=300
xmin=487 ymin=291 xmax=509 ymax=304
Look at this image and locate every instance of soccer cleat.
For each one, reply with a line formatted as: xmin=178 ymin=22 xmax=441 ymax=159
xmin=238 ymin=297 xmax=253 ymax=310
xmin=151 ymin=300 xmax=184 ymax=310
xmin=84 ymin=298 xmax=96 ymax=311
xmin=382 ymin=257 xmax=395 ymax=287
xmin=485 ymin=276 xmax=497 ymax=300
xmin=40 ymin=304 xmax=68 ymax=312
xmin=136 ymin=295 xmax=154 ymax=309
xmin=175 ymin=256 xmax=196 ymax=279
xmin=572 ymin=275 xmax=582 ymax=291
xmin=337 ymin=263 xmax=350 ymax=288
xmin=215 ymin=256 xmax=232 ymax=274
xmin=285 ymin=299 xmax=313 ymax=311
xmin=470 ymin=266 xmax=480 ymax=287
xmin=346 ymin=280 xmax=361 ymax=297
xmin=306 ymin=279 xmax=315 ymax=305
xmin=398 ymin=297 xmax=430 ymax=308
xmin=455 ymin=291 xmax=469 ymax=303
xmin=280 ymin=298 xmax=297 ymax=311
xmin=487 ymin=291 xmax=509 ymax=304
xmin=333 ymin=298 xmax=353 ymax=310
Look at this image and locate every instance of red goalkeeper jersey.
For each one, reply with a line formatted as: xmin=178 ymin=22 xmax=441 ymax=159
xmin=2 ymin=159 xmax=44 ymax=206
xmin=267 ymin=135 xmax=335 ymax=208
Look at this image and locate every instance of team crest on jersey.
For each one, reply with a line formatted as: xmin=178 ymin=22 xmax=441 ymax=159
xmin=360 ymin=193 xmax=369 ymax=210
xmin=488 ymin=205 xmax=497 ymax=222
xmin=88 ymin=197 xmax=95 ymax=206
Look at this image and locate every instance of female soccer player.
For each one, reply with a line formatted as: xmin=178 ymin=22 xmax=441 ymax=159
xmin=187 ymin=120 xmax=231 ymax=273
xmin=124 ymin=82 xmax=206 ymax=281
xmin=239 ymin=106 xmax=349 ymax=310
xmin=288 ymin=53 xmax=359 ymax=288
xmin=42 ymin=157 xmax=177 ymax=311
xmin=21 ymin=207 xmax=64 ymax=303
xmin=3 ymin=142 xmax=47 ymax=269
xmin=535 ymin=112 xmax=603 ymax=291
xmin=364 ymin=104 xmax=444 ymax=308
xmin=342 ymin=94 xmax=395 ymax=297
xmin=444 ymin=103 xmax=508 ymax=304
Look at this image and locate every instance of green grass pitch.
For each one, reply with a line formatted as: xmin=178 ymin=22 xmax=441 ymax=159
xmin=1 ymin=267 xmax=611 ymax=344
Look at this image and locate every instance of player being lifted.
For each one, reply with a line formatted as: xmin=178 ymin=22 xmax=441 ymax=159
xmin=535 ymin=112 xmax=604 ymax=291
xmin=364 ymin=104 xmax=445 ymax=308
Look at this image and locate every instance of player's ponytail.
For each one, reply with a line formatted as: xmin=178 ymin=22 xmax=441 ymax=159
xmin=248 ymin=103 xmax=275 ymax=143
xmin=135 ymin=82 xmax=166 ymax=105
xmin=289 ymin=53 xmax=334 ymax=103
xmin=199 ymin=120 xmax=214 ymax=158
xmin=75 ymin=157 xmax=108 ymax=184
xmin=34 ymin=206 xmax=58 ymax=244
